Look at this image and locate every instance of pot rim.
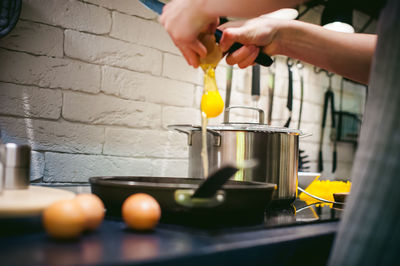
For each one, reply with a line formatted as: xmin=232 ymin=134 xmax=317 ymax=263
xmin=168 ymin=123 xmax=305 ymax=135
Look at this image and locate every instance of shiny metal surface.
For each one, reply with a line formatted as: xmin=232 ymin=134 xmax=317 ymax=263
xmin=224 ymin=106 xmax=265 ymax=124
xmin=187 ymin=130 xmax=299 ymax=203
xmin=0 ymin=143 xmax=31 ymax=190
xmin=170 ymin=107 xmax=301 ymax=203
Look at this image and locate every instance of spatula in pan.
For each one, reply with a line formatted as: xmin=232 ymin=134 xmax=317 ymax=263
xmin=193 ymin=160 xmax=258 ymax=198
xmin=192 ymin=166 xmax=238 ymax=198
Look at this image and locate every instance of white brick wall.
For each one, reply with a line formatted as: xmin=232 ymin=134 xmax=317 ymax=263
xmin=103 ymin=128 xmax=188 ymax=158
xmin=0 ymin=117 xmax=104 ymax=154
xmin=64 ymin=30 xmax=162 ymax=75
xmin=101 ymin=66 xmax=195 ymax=107
xmin=82 ymin=0 xmax=157 ymax=19
xmin=44 ymin=152 xmax=152 ymax=182
xmin=62 ymin=92 xmax=162 ymax=128
xmin=0 ymin=49 xmax=101 ymax=93
xmin=163 ymin=53 xmax=202 ymax=85
xmin=21 ymin=0 xmax=112 ymax=34
xmin=0 ymin=0 xmax=370 ymax=184
xmin=110 ymin=12 xmax=179 ymax=55
xmin=0 ymin=82 xmax=62 ymax=119
xmin=0 ymin=20 xmax=63 ymax=57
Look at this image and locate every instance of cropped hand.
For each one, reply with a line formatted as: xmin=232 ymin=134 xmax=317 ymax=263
xmin=160 ymin=0 xmax=219 ymax=68
xmin=219 ymin=16 xmax=285 ymax=68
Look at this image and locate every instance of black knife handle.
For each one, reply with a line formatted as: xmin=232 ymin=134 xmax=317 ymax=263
xmin=332 ymin=150 xmax=337 ymax=173
xmin=318 ymin=150 xmax=323 ymax=172
xmin=252 ymin=64 xmax=260 ymax=98
xmin=287 ymin=63 xmax=293 ymax=111
xmin=214 ymin=29 xmax=273 ymax=67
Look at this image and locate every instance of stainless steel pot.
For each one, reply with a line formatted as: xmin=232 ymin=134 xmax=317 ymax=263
xmin=169 ymin=106 xmax=307 ymax=205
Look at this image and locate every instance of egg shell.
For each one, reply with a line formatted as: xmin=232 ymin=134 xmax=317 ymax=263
xmin=42 ymin=199 xmax=86 ymax=239
xmin=74 ymin=193 xmax=105 ymax=231
xmin=122 ymin=193 xmax=161 ymax=231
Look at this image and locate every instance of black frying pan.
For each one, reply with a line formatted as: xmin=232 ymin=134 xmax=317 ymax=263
xmin=89 ymin=176 xmax=276 ymax=227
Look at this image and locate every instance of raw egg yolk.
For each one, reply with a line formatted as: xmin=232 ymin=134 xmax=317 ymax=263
xmin=122 ymin=193 xmax=161 ymax=231
xmin=201 ymin=90 xmax=224 ymax=118
xmin=200 ymin=67 xmax=224 ymax=118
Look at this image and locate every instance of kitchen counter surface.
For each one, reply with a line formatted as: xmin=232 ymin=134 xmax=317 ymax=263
xmin=0 ymin=201 xmax=340 ymax=265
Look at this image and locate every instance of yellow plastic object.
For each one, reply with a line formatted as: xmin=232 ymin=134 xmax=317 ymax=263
xmin=299 ymin=179 xmax=351 ymax=207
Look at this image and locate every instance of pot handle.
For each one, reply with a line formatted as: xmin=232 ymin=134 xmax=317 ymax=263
xmin=224 ymin=106 xmax=265 ymax=124
xmin=174 ymin=189 xmax=225 ymax=208
xmin=167 ymin=124 xmax=221 ymax=146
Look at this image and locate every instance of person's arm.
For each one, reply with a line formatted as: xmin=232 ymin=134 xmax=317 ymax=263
xmin=159 ymin=0 xmax=301 ymax=67
xmin=279 ymin=20 xmax=376 ymax=84
xmin=219 ymin=18 xmax=377 ymax=84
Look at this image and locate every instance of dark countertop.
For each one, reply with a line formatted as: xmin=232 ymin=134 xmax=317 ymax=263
xmin=0 ymin=201 xmax=340 ymax=266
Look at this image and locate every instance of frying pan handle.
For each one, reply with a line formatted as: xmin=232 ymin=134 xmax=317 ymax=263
xmin=174 ymin=189 xmax=225 ymax=208
xmin=167 ymin=124 xmax=221 ymax=146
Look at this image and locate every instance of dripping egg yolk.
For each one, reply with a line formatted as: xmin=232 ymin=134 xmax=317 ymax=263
xmin=200 ymin=66 xmax=224 ymax=118
xmin=201 ymin=90 xmax=224 ymax=118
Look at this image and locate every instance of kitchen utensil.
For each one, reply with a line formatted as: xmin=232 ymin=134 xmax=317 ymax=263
xmin=90 ymin=175 xmax=276 ymax=227
xmin=223 ymin=65 xmax=234 ymax=123
xmin=191 ymin=165 xmax=238 ymax=198
xmin=336 ymin=78 xmax=362 ymax=143
xmin=296 ymin=61 xmax=310 ymax=172
xmin=251 ymin=64 xmax=261 ymax=102
xmin=169 ymin=106 xmax=309 ymax=205
xmin=284 ymin=58 xmax=294 ymax=127
xmin=267 ymin=64 xmax=275 ymax=125
xmin=297 ymin=61 xmax=304 ymax=130
xmin=251 ymin=64 xmax=261 ymax=122
xmin=139 ymin=0 xmax=273 ymax=67
xmin=318 ymin=73 xmax=337 ymax=173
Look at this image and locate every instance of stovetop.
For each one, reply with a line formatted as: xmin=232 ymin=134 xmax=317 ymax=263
xmin=8 ymin=184 xmax=341 ymax=233
xmin=58 ymin=184 xmax=342 ymax=228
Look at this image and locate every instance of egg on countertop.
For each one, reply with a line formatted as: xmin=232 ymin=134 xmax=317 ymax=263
xmin=74 ymin=193 xmax=105 ymax=231
xmin=122 ymin=193 xmax=161 ymax=231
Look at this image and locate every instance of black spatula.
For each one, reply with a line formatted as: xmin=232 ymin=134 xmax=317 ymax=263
xmin=192 ymin=166 xmax=238 ymax=198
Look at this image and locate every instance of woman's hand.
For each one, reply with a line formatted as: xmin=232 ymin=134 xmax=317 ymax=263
xmin=159 ymin=0 xmax=219 ymax=68
xmin=219 ymin=16 xmax=286 ymax=68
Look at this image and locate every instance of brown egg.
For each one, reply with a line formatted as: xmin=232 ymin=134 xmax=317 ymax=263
xmin=42 ymin=199 xmax=86 ymax=239
xmin=74 ymin=193 xmax=105 ymax=231
xmin=122 ymin=193 xmax=161 ymax=231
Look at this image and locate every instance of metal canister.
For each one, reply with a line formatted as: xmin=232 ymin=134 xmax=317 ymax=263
xmin=0 ymin=143 xmax=31 ymax=192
